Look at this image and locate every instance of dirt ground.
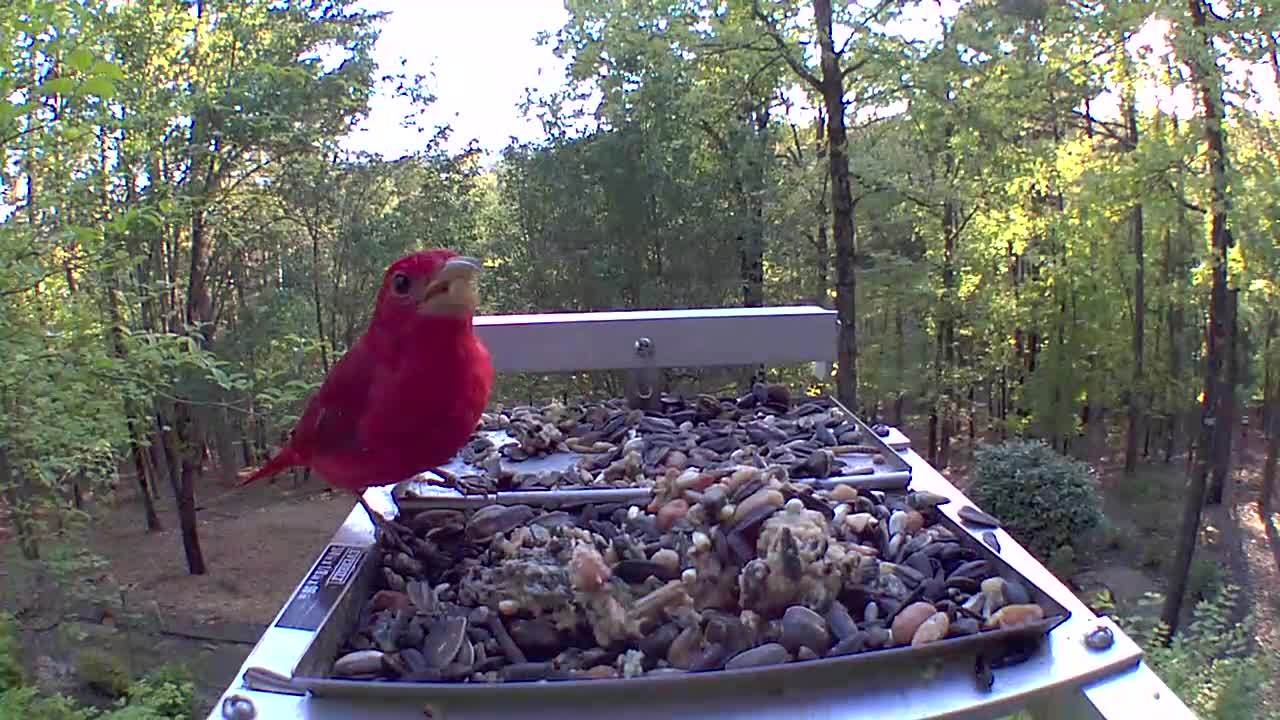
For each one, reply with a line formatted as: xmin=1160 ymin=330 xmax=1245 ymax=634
xmin=90 ymin=476 xmax=356 ymax=625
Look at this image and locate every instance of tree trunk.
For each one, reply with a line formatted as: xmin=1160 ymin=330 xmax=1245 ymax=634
xmin=1263 ymin=423 xmax=1277 ymax=517
xmin=311 ymin=224 xmax=331 ymax=375
xmin=740 ymin=104 xmax=768 ymax=310
xmin=1208 ymin=288 xmax=1239 ymax=505
xmin=168 ymin=0 xmax=215 ymax=575
xmin=1165 ymin=224 xmax=1182 ymax=465
xmin=168 ymin=206 xmax=214 ymax=576
xmin=211 ymin=408 xmax=240 ymax=485
xmin=815 ymin=0 xmax=858 ymax=411
xmin=1161 ymin=0 xmax=1233 ymax=638
xmin=1261 ymin=313 xmax=1277 ymax=515
xmin=815 ymin=209 xmax=829 ymax=307
xmin=1123 ymin=94 xmax=1145 ymax=477
xmin=927 ymin=412 xmax=939 ymax=465
xmin=148 ymin=434 xmax=168 ymax=500
xmin=938 ymin=154 xmax=957 ymax=470
xmin=130 ymin=424 xmax=161 ymax=532
xmin=163 ymin=406 xmax=206 ymax=575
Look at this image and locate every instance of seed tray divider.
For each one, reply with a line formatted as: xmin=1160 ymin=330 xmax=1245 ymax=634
xmin=391 ymin=394 xmax=912 ymax=514
xmin=209 ymin=306 xmax=1195 ymax=720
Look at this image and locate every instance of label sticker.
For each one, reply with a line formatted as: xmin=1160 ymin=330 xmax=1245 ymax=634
xmin=275 ymin=544 xmax=367 ymax=631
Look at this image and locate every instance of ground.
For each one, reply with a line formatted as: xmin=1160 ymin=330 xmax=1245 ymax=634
xmin=2 ymin=423 xmax=1277 ymax=717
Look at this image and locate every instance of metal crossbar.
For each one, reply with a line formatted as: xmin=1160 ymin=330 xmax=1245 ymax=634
xmin=208 ymin=306 xmax=1194 ymax=720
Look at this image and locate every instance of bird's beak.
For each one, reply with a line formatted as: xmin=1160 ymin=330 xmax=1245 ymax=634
xmin=418 ymin=256 xmax=482 ymax=313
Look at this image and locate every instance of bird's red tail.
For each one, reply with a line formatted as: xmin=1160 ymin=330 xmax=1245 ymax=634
xmin=237 ymin=447 xmax=303 ymax=487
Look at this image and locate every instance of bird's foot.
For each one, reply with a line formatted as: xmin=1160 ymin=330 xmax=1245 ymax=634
xmin=424 ymin=466 xmax=460 ymax=488
xmin=354 ymin=492 xmax=411 ymax=544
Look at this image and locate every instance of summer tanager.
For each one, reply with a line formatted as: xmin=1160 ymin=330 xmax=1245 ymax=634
xmin=239 ymin=249 xmax=494 ymax=530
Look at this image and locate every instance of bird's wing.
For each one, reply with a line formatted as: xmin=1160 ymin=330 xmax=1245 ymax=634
xmin=291 ymin=344 xmax=375 ymax=456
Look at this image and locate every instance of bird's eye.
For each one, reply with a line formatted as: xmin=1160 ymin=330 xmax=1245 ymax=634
xmin=391 ymin=273 xmax=410 ymax=295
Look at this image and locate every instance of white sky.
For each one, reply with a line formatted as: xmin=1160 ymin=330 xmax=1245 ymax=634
xmin=339 ymin=0 xmax=570 ymax=159
xmin=339 ymin=2 xmax=1278 ymax=162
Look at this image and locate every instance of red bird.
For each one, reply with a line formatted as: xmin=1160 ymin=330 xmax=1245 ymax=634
xmin=240 ymin=249 xmax=494 ymax=530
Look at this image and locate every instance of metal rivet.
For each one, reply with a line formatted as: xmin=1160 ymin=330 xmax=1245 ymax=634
xmin=222 ymin=694 xmax=256 ymax=720
xmin=1085 ymin=625 xmax=1114 ymax=651
xmin=635 ymin=337 xmax=654 ymax=356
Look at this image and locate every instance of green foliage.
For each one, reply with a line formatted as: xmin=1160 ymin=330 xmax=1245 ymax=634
xmin=75 ymin=649 xmax=130 ymax=698
xmin=970 ymin=439 xmax=1104 ymax=560
xmin=1121 ymin=584 xmax=1280 ymax=720
xmin=1187 ymin=557 xmax=1225 ymax=606
xmin=0 ymin=642 xmax=193 ymax=720
xmin=0 ymin=687 xmax=96 ymax=720
xmin=102 ymin=664 xmax=195 ymax=720
xmin=0 ymin=613 xmax=24 ymax=692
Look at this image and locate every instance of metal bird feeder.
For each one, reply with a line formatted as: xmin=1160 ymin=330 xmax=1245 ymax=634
xmin=209 ymin=306 xmax=1194 ymax=720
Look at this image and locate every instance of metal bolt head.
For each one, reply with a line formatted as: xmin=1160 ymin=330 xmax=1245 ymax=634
xmin=635 ymin=337 xmax=654 ymax=356
xmin=221 ymin=694 xmax=256 ymax=720
xmin=1085 ymin=625 xmax=1114 ymax=651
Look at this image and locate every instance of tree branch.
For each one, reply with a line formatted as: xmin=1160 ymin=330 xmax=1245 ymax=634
xmin=752 ymin=0 xmax=823 ymax=91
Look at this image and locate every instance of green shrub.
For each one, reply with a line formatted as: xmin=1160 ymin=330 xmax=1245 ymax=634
xmin=111 ymin=664 xmax=195 ymax=720
xmin=0 ymin=663 xmax=195 ymax=720
xmin=0 ymin=687 xmax=95 ymax=720
xmin=75 ymin=649 xmax=130 ymax=698
xmin=970 ymin=438 xmax=1104 ymax=560
xmin=0 ymin=613 xmax=24 ymax=692
xmin=1121 ymin=584 xmax=1280 ymax=720
xmin=1186 ymin=557 xmax=1224 ymax=605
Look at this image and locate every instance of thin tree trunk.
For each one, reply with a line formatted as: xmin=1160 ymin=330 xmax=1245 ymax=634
xmin=168 ymin=0 xmax=213 ymax=575
xmin=311 ymin=225 xmax=331 ymax=375
xmin=1165 ymin=224 xmax=1182 ymax=464
xmin=927 ymin=412 xmax=939 ymax=465
xmin=1123 ymin=98 xmax=1145 ymax=476
xmin=1208 ymin=288 xmax=1239 ymax=504
xmin=810 ymin=0 xmax=858 ymax=409
xmin=740 ymin=104 xmax=768 ymax=310
xmin=1263 ymin=424 xmax=1277 ymax=517
xmin=1162 ymin=0 xmax=1233 ymax=638
xmin=129 ymin=433 xmax=161 ymax=532
xmin=1261 ymin=313 xmax=1277 ymax=515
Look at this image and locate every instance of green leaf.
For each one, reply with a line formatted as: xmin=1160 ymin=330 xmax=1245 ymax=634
xmin=66 ymin=47 xmax=95 ymax=73
xmin=90 ymin=59 xmax=125 ymax=81
xmin=81 ymin=75 xmax=116 ymax=99
xmin=37 ymin=77 xmax=76 ymax=96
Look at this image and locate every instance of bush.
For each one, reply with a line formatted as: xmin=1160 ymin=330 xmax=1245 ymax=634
xmin=0 ymin=687 xmax=95 ymax=720
xmin=0 ymin=613 xmax=24 ymax=692
xmin=0 ymin=663 xmax=194 ymax=720
xmin=75 ymin=649 xmax=130 ymax=698
xmin=109 ymin=664 xmax=195 ymax=720
xmin=970 ymin=438 xmax=1104 ymax=560
xmin=1120 ymin=584 xmax=1280 ymax=720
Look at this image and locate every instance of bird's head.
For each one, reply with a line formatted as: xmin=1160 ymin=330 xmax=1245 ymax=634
xmin=373 ymin=249 xmax=483 ymax=326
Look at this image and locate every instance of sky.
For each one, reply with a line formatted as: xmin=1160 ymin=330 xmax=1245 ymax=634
xmin=339 ymin=1 xmax=1279 ymax=163
xmin=339 ymin=0 xmax=571 ymax=159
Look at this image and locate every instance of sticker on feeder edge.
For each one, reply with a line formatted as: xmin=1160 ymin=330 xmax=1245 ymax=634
xmin=275 ymin=544 xmax=366 ymax=631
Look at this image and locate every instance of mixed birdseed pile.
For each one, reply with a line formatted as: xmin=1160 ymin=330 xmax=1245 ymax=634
xmin=419 ymin=386 xmax=899 ymax=495
xmin=330 ymin=478 xmax=1053 ymax=683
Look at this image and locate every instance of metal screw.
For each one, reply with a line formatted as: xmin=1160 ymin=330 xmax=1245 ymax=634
xmin=221 ymin=694 xmax=256 ymax=720
xmin=1085 ymin=624 xmax=1114 ymax=651
xmin=635 ymin=336 xmax=654 ymax=357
